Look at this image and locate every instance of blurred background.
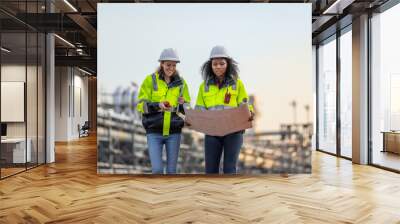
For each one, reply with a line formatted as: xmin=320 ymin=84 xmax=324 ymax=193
xmin=97 ymin=3 xmax=313 ymax=174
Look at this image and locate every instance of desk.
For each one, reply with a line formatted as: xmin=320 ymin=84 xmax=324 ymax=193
xmin=382 ymin=131 xmax=400 ymax=154
xmin=1 ymin=138 xmax=31 ymax=163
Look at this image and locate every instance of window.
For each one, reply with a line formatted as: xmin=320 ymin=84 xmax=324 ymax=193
xmin=339 ymin=28 xmax=352 ymax=158
xmin=371 ymin=3 xmax=400 ymax=171
xmin=0 ymin=1 xmax=47 ymax=179
xmin=318 ymin=36 xmax=337 ymax=154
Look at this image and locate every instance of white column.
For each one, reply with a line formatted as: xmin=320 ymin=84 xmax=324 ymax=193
xmin=312 ymin=45 xmax=317 ymax=151
xmin=352 ymin=14 xmax=369 ymax=164
xmin=45 ymin=0 xmax=56 ymax=163
xmin=46 ymin=33 xmax=55 ymax=163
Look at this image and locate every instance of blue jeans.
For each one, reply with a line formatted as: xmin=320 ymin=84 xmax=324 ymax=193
xmin=146 ymin=133 xmax=181 ymax=174
xmin=204 ymin=132 xmax=243 ymax=174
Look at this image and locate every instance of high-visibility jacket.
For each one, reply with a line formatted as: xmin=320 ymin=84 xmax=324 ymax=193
xmin=137 ymin=72 xmax=190 ymax=136
xmin=195 ymin=76 xmax=254 ymax=112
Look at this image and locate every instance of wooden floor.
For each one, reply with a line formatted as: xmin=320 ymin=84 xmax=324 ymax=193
xmin=1 ymin=163 xmax=45 ymax=178
xmin=1 ymin=167 xmax=26 ymax=178
xmin=1 ymin=135 xmax=400 ymax=224
xmin=373 ymin=151 xmax=400 ymax=171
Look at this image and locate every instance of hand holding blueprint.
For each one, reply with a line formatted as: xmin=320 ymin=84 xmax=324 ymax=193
xmin=184 ymin=104 xmax=253 ymax=136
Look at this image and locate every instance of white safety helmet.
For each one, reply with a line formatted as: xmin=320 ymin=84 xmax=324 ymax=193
xmin=158 ymin=48 xmax=180 ymax=63
xmin=209 ymin=45 xmax=230 ymax=59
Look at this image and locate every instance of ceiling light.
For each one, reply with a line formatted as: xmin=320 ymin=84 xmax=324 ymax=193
xmin=78 ymin=67 xmax=92 ymax=76
xmin=1 ymin=47 xmax=11 ymax=53
xmin=322 ymin=0 xmax=354 ymax=15
xmin=54 ymin=34 xmax=75 ymax=48
xmin=63 ymin=0 xmax=78 ymax=12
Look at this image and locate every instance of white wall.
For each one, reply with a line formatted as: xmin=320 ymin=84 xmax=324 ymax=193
xmin=1 ymin=63 xmax=46 ymax=163
xmin=55 ymin=66 xmax=68 ymax=141
xmin=1 ymin=65 xmax=39 ymax=138
xmin=1 ymin=65 xmax=26 ymax=139
xmin=55 ymin=67 xmax=89 ymax=141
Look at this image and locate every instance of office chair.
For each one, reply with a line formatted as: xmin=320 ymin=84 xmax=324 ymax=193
xmin=79 ymin=121 xmax=90 ymax=138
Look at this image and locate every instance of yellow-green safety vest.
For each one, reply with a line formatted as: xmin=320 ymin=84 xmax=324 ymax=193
xmin=195 ymin=78 xmax=254 ymax=112
xmin=137 ymin=72 xmax=191 ymax=136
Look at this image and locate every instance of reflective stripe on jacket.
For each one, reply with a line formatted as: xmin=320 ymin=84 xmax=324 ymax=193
xmin=137 ymin=72 xmax=190 ymax=136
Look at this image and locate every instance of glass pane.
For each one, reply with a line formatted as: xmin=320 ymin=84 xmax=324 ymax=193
xmin=1 ymin=32 xmax=27 ymax=177
xmin=312 ymin=45 xmax=317 ymax=150
xmin=27 ymin=31 xmax=38 ymax=169
xmin=38 ymin=33 xmax=45 ymax=165
xmin=371 ymin=4 xmax=400 ymax=171
xmin=318 ymin=37 xmax=337 ymax=154
xmin=340 ymin=29 xmax=352 ymax=158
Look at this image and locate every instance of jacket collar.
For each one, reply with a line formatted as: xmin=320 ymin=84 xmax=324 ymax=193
xmin=206 ymin=74 xmax=236 ymax=87
xmin=157 ymin=72 xmax=183 ymax=88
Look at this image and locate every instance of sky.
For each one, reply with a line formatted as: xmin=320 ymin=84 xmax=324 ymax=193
xmin=98 ymin=3 xmax=312 ymax=131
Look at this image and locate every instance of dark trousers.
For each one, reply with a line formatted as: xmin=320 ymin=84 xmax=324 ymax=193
xmin=204 ymin=132 xmax=243 ymax=174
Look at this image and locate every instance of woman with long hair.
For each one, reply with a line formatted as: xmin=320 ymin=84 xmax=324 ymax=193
xmin=195 ymin=46 xmax=254 ymax=174
xmin=137 ymin=48 xmax=190 ymax=174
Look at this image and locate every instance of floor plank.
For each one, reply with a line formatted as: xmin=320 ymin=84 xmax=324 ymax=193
xmin=0 ymin=135 xmax=399 ymax=224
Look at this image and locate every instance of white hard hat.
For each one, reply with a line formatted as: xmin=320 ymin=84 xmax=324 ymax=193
xmin=209 ymin=45 xmax=230 ymax=59
xmin=158 ymin=48 xmax=180 ymax=63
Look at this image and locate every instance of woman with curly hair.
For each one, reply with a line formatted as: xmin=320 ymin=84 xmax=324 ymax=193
xmin=195 ymin=46 xmax=254 ymax=174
